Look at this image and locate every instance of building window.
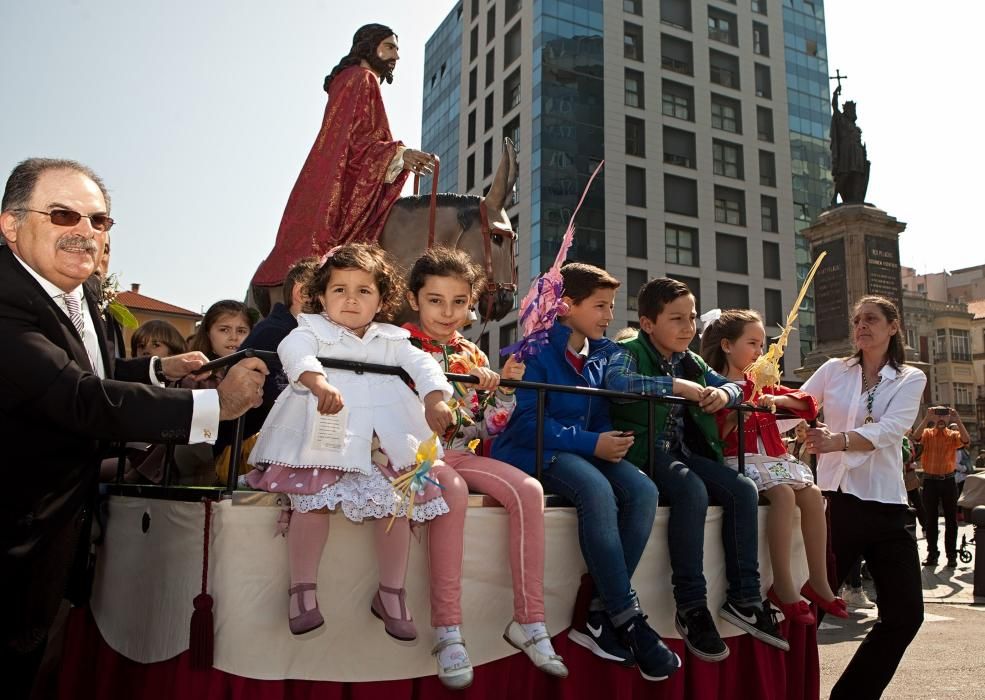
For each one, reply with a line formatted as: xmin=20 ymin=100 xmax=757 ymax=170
xmin=503 ymin=116 xmax=520 ymax=151
xmin=470 ymin=26 xmax=479 ymax=62
xmin=759 ymin=150 xmax=776 ymax=187
xmin=763 ymin=241 xmax=781 ymax=279
xmin=713 ymin=139 xmax=743 ymax=179
xmin=666 ymin=224 xmax=698 ymax=266
xmin=716 ymin=233 xmax=748 ymax=274
xmin=955 ymin=383 xmax=973 ymax=409
xmin=711 ymin=93 xmax=741 ymax=133
xmin=710 ymin=49 xmax=740 ymax=89
xmin=753 ymin=22 xmax=769 ymax=56
xmin=764 ymin=289 xmax=783 ymax=329
xmin=504 ymin=22 xmax=521 ymax=68
xmin=505 ymin=0 xmax=521 ymax=23
xmin=906 ymin=326 xmax=917 ymax=349
xmin=662 ymin=80 xmax=694 ymax=121
xmin=485 ymin=48 xmax=495 ymax=87
xmin=627 ymin=268 xmax=648 ymax=310
xmin=755 ymin=63 xmax=772 ymax=98
xmin=626 ymin=116 xmax=646 ymax=157
xmin=714 ymin=186 xmax=745 ymax=226
xmin=661 ymin=34 xmax=693 ymax=75
xmin=752 ymin=0 xmax=767 ymax=15
xmin=935 ymin=329 xmax=948 ymax=363
xmin=626 ymin=165 xmax=647 ymax=207
xmin=471 ymin=0 xmax=479 ymax=22
xmin=707 ymin=7 xmax=738 ymax=46
xmin=468 ymin=67 xmax=477 ymax=103
xmin=484 ymin=92 xmax=495 ymax=131
xmin=479 ymin=331 xmax=490 ymax=357
xmin=467 ymin=110 xmax=476 ymax=146
xmin=466 ymin=153 xmax=475 ymax=190
xmin=677 ymin=275 xmax=701 ymax=312
xmin=498 ymin=322 xmax=517 ymax=368
xmin=761 ymin=195 xmax=778 ymax=232
xmin=483 ymin=139 xmax=493 ymax=178
xmin=665 ymin=175 xmax=698 ymax=217
xmin=718 ymin=281 xmax=750 ymax=310
xmin=486 ymin=5 xmax=496 ymax=42
xmin=627 ymin=216 xmax=647 ymax=258
xmin=951 ymin=329 xmax=972 ymax=361
xmin=660 ymin=0 xmax=691 ymax=30
xmin=503 ymin=69 xmax=521 ymax=115
xmin=625 ymin=68 xmax=644 ymax=108
xmin=664 ymin=126 xmax=696 ymax=169
xmin=624 ymin=22 xmax=644 ymax=60
xmin=625 ymin=0 xmax=642 ymax=14
xmin=757 ymin=106 xmax=774 ymax=142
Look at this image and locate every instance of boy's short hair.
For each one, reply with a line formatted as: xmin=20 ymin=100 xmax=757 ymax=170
xmin=637 ymin=277 xmax=693 ymax=320
xmin=560 ymin=262 xmax=620 ymax=303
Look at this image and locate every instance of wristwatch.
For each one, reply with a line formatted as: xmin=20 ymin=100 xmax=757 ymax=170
xmin=151 ymin=355 xmax=168 ymax=384
xmin=842 ymin=432 xmax=850 ymax=451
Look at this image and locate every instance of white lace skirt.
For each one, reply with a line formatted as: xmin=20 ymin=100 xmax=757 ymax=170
xmin=724 ymin=453 xmax=815 ymax=492
xmin=290 ymin=467 xmax=450 ymax=523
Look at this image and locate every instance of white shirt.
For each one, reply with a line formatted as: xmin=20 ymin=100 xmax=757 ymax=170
xmin=801 ymin=358 xmax=927 ymax=505
xmin=13 ymin=254 xmax=219 ymax=444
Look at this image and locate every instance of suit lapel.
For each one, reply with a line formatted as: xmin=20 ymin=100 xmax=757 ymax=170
xmin=84 ymin=279 xmax=113 ymax=378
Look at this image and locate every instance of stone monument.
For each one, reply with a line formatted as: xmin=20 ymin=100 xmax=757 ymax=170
xmin=797 ymin=72 xmax=916 ymax=377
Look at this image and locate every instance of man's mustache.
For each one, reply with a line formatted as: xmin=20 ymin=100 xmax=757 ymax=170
xmin=57 ymin=236 xmax=98 ymax=255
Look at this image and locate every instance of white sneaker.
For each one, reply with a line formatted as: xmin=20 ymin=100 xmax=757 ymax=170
xmin=842 ymin=586 xmax=875 ymax=610
xmin=504 ymin=620 xmax=569 ymax=678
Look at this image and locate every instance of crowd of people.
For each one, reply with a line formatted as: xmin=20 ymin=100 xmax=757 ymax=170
xmin=0 ymin=156 xmax=933 ymax=700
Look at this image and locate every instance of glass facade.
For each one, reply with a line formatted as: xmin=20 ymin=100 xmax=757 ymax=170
xmin=782 ymin=0 xmax=832 ymax=357
xmin=531 ymin=0 xmax=605 ymax=273
xmin=422 ymin=4 xmax=463 ymax=193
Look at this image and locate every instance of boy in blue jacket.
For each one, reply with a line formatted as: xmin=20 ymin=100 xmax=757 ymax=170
xmin=493 ymin=263 xmax=680 ymax=682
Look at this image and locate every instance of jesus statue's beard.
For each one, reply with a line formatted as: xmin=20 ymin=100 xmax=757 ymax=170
xmin=367 ymin=53 xmax=395 ymax=84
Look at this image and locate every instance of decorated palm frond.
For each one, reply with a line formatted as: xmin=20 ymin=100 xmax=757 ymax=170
xmin=744 ymin=251 xmax=827 ymax=398
xmin=501 ymin=161 xmax=605 ymax=361
xmin=387 ymin=433 xmax=443 ymax=532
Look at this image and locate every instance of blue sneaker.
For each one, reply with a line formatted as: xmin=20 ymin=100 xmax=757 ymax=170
xmin=617 ymin=613 xmax=682 ymax=681
xmin=568 ymin=610 xmax=635 ymax=667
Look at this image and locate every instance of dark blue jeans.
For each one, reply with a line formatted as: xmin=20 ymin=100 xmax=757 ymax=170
xmin=652 ymin=450 xmax=762 ymax=607
xmin=541 ymin=452 xmax=658 ymax=618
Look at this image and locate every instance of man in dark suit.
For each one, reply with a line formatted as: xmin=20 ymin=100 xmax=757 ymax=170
xmin=0 ymin=158 xmax=269 ymax=697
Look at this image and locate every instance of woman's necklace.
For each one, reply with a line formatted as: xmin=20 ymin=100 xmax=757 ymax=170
xmin=861 ymin=367 xmax=884 ymax=424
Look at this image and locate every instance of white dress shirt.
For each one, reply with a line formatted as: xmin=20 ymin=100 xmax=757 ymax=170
xmin=801 ymin=358 xmax=927 ymax=505
xmin=13 ymin=254 xmax=220 ymax=444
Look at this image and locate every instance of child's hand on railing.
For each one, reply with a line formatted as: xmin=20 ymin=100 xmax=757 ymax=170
xmin=424 ymin=391 xmax=455 ymax=434
xmin=672 ymin=377 xmax=706 ymax=403
xmin=594 ymin=430 xmax=634 ymax=463
xmin=500 ymin=355 xmax=526 ymax=382
xmin=697 ymin=387 xmax=729 ymax=413
xmin=469 ymin=366 xmax=501 ymax=391
xmin=756 ymin=394 xmax=777 ymax=413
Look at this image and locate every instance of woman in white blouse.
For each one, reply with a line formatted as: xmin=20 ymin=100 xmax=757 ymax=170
xmin=801 ymin=296 xmax=926 ymax=700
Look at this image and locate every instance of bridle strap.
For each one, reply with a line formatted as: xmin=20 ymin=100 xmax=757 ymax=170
xmin=412 ymin=155 xmax=441 ymax=249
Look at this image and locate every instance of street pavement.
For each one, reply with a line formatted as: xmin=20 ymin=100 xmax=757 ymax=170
xmin=817 ymin=518 xmax=984 ymax=700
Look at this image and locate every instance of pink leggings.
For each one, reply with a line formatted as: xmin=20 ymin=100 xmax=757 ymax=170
xmin=428 ymin=450 xmax=546 ymax=626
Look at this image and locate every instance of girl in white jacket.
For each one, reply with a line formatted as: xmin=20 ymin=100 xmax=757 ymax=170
xmin=247 ymin=244 xmax=455 ymax=638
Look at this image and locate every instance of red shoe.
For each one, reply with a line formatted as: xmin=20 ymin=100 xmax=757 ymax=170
xmin=800 ymin=583 xmax=849 ymax=619
xmin=767 ymin=586 xmax=816 ymax=625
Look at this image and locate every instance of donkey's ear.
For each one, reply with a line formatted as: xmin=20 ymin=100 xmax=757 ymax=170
xmin=484 ymin=138 xmax=513 ymax=211
xmin=505 ymin=137 xmax=518 ymax=199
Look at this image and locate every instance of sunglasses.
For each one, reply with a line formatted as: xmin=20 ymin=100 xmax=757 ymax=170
xmin=13 ymin=208 xmax=115 ymax=232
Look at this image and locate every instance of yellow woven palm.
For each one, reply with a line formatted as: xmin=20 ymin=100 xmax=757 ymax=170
xmin=744 ymin=251 xmax=827 ymax=399
xmin=387 ymin=433 xmax=441 ymax=532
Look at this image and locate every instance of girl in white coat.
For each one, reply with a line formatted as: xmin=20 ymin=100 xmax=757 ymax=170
xmin=247 ymin=244 xmax=455 ymax=638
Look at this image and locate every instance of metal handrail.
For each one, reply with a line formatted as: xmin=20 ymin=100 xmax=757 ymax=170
xmin=108 ymin=349 xmax=799 ymax=501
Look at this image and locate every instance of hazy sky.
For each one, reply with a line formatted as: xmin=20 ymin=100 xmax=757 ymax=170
xmin=1 ymin=1 xmax=980 ymax=312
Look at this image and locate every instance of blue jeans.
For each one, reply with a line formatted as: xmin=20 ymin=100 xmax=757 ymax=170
xmin=541 ymin=452 xmax=658 ymax=618
xmin=652 ymin=450 xmax=762 ymax=607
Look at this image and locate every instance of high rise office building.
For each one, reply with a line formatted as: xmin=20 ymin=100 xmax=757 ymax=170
xmin=422 ymin=0 xmax=832 ymax=372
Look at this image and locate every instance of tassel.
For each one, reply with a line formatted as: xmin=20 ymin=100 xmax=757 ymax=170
xmin=189 ymin=499 xmax=214 ymax=670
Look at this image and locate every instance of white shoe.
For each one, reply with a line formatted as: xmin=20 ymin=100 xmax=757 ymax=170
xmin=842 ymin=586 xmax=875 ymax=610
xmin=432 ymin=632 xmax=474 ymax=690
xmin=504 ymin=620 xmax=569 ymax=678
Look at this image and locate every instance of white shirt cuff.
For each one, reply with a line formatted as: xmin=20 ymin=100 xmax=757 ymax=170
xmin=189 ymin=389 xmax=221 ymax=444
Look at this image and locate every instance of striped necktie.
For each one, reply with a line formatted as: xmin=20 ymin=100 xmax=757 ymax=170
xmin=62 ymin=292 xmax=86 ymax=337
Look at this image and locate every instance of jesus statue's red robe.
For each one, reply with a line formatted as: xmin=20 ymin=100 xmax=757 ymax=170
xmin=252 ymin=65 xmax=410 ymax=286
